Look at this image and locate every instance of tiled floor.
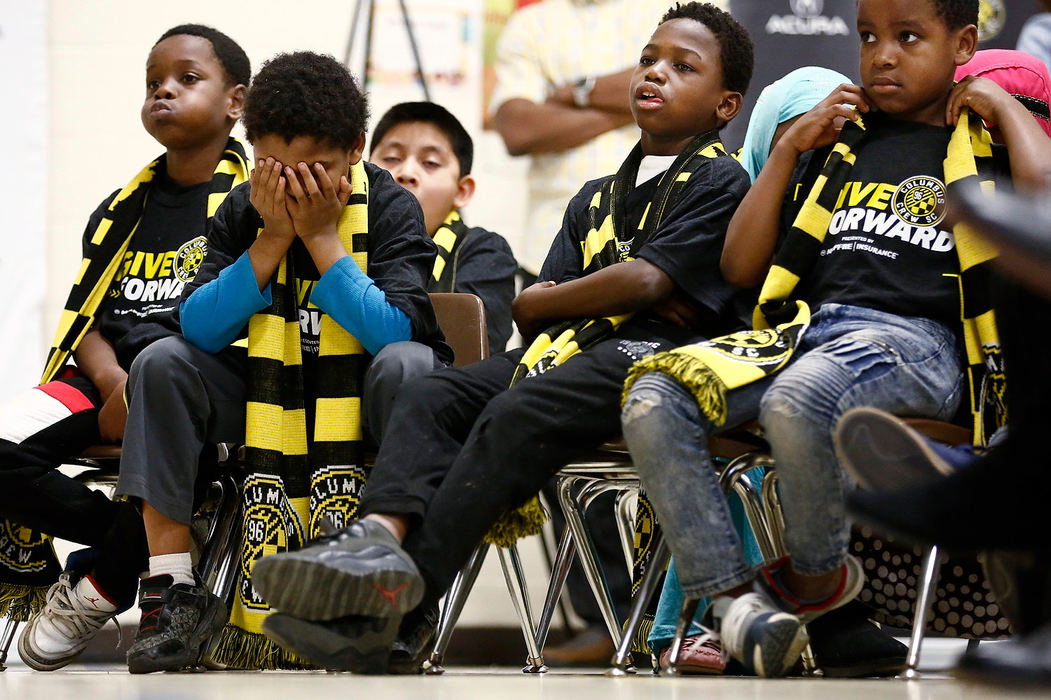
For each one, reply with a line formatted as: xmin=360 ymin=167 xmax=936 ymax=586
xmin=0 ymin=664 xmax=1039 ymax=700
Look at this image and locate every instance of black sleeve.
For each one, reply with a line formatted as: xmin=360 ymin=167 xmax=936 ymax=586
xmin=537 ymin=180 xmax=606 ymax=283
xmin=452 ymin=229 xmax=518 ymax=352
xmin=365 ymin=165 xmax=451 ymax=361
xmin=634 ymin=156 xmax=751 ymax=317
xmin=180 ymin=181 xmax=258 ymax=304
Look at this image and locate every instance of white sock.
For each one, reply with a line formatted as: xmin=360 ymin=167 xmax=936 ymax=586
xmin=147 ymin=552 xmax=194 ymax=587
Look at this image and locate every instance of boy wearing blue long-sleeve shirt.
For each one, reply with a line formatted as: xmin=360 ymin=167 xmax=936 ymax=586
xmin=115 ymin=51 xmax=449 ymax=673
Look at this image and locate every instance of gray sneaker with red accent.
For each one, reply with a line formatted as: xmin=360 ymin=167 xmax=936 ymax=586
xmin=252 ymin=519 xmax=424 ymax=621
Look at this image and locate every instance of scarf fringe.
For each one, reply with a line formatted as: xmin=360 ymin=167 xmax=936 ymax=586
xmin=623 ymin=353 xmax=729 ymax=427
xmin=483 ymin=497 xmax=546 ymax=548
xmin=630 ymin=614 xmax=654 ymax=655
xmin=207 ymin=623 xmax=318 ymax=670
xmin=0 ymin=583 xmax=49 ymax=621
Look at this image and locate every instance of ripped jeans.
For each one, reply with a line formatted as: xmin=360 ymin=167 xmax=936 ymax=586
xmin=621 ymin=304 xmax=964 ymax=599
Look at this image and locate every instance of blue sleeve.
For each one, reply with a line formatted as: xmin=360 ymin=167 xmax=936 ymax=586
xmin=311 ymin=255 xmax=412 ymax=355
xmin=180 ymin=252 xmax=271 ymax=353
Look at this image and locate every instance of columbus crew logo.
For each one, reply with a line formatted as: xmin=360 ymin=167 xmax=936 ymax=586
xmin=892 ymin=176 xmax=946 ymax=227
xmin=0 ymin=521 xmax=53 ymax=573
xmin=239 ymin=475 xmax=304 ymax=610
xmin=173 ymin=235 xmax=209 ymax=282
xmin=309 ymin=466 xmax=367 ymax=537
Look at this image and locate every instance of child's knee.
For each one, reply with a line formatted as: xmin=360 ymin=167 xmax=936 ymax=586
xmin=759 ymin=386 xmax=820 ymax=437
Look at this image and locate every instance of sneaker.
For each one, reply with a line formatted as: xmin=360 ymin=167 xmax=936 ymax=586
xmin=389 ymin=606 xmax=439 ymax=675
xmin=17 ymin=573 xmax=119 ymax=671
xmin=834 ymin=407 xmax=974 ymax=490
xmin=757 ymin=555 xmax=865 ymax=623
xmin=806 ymin=600 xmax=907 ymax=677
xmin=261 ymin=612 xmax=400 ymax=673
xmin=125 ymin=574 xmax=227 ymax=674
xmin=252 ymin=519 xmax=424 ymax=621
xmin=710 ymin=592 xmax=809 ymax=678
xmin=658 ymin=634 xmax=726 ymax=675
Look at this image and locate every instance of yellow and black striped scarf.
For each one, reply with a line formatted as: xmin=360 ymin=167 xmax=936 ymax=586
xmin=211 ymin=158 xmax=370 ymax=670
xmin=484 ymin=131 xmax=729 ymax=547
xmin=429 ymin=210 xmax=472 ymax=292
xmin=0 ymin=139 xmax=249 ymax=622
xmin=624 ymin=109 xmax=1004 ymax=445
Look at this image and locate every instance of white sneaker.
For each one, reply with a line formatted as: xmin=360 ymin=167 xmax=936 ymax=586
xmin=711 ymin=591 xmax=809 ymax=678
xmin=17 ymin=572 xmax=119 ymax=671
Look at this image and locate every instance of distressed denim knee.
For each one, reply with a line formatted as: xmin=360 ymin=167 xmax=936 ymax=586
xmin=622 ymin=373 xmax=757 ymax=598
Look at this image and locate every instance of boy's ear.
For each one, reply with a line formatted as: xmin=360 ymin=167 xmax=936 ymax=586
xmin=347 ymin=132 xmax=368 ymax=165
xmin=227 ymin=84 xmax=247 ymax=121
xmin=716 ymin=91 xmax=743 ymax=126
xmin=953 ymin=24 xmax=979 ymax=67
xmin=453 ymin=174 xmax=476 ymax=210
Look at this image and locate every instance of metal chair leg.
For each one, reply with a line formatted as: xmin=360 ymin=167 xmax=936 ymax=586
xmin=425 ymin=542 xmax=489 ymax=675
xmin=729 ymin=469 xmax=779 ymax=562
xmin=614 ymin=489 xmax=639 ymax=575
xmin=536 ymin=490 xmax=575 ymax=641
xmin=606 ymin=535 xmax=669 ymax=677
xmin=497 ymin=545 xmax=547 ymax=673
xmin=534 ymin=514 xmax=576 ymax=654
xmin=0 ymin=617 xmax=18 ymax=671
xmin=199 ymin=474 xmax=243 ymax=604
xmin=663 ymin=596 xmax=701 ymax=676
xmin=899 ymin=545 xmax=942 ymax=680
xmin=561 ymin=479 xmax=623 ymax=648
xmin=760 ymin=470 xmax=788 ymax=557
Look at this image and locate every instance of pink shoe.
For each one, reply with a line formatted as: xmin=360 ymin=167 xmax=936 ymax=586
xmin=659 ymin=634 xmax=727 ymax=675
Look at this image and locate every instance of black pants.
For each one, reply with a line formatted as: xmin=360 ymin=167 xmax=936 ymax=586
xmin=0 ymin=375 xmax=147 ymax=601
xmin=361 ymin=321 xmax=698 ymax=613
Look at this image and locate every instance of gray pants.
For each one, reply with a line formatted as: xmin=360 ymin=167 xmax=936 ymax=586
xmin=117 ymin=336 xmax=441 ymax=523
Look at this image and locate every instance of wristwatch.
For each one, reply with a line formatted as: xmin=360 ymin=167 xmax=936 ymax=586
xmin=572 ymin=76 xmax=596 ymax=108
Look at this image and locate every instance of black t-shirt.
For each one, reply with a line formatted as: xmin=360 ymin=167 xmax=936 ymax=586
xmin=539 ymin=153 xmax=752 ymax=343
xmin=425 ymin=225 xmax=517 ymax=353
xmin=786 ymin=116 xmax=1009 ymax=327
xmin=184 ymin=162 xmax=452 ymax=368
xmin=92 ymin=169 xmax=212 ymax=369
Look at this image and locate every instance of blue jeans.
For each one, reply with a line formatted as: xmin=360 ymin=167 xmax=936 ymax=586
xmin=621 ymin=304 xmax=964 ymax=599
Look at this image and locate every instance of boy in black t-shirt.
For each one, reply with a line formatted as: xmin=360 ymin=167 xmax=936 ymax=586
xmin=370 ymin=102 xmax=517 ymax=352
xmin=617 ymin=0 xmax=1051 ymax=678
xmin=114 ymin=51 xmax=449 ymax=673
xmin=7 ymin=25 xmax=250 ymax=672
xmin=250 ymin=2 xmax=755 ymax=674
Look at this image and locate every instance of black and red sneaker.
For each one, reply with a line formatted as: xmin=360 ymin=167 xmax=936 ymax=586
xmin=126 ymin=574 xmax=226 ymax=674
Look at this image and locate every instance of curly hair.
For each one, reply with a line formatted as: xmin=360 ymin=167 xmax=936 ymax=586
xmin=371 ymin=102 xmax=473 ymax=176
xmin=659 ymin=2 xmax=754 ymax=96
xmin=928 ymin=0 xmax=979 ymax=30
xmin=154 ymin=24 xmax=250 ymax=87
xmin=243 ymin=52 xmax=369 ymax=150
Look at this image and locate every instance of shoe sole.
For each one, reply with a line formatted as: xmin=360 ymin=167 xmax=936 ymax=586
xmin=127 ymin=595 xmax=227 ymax=674
xmin=252 ymin=557 xmax=423 ymax=621
xmin=834 ymin=407 xmax=954 ymax=491
xmin=16 ymin=617 xmax=87 ymax=671
xmin=262 ymin=613 xmax=398 ymax=673
xmin=750 ymin=613 xmax=810 ymax=678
